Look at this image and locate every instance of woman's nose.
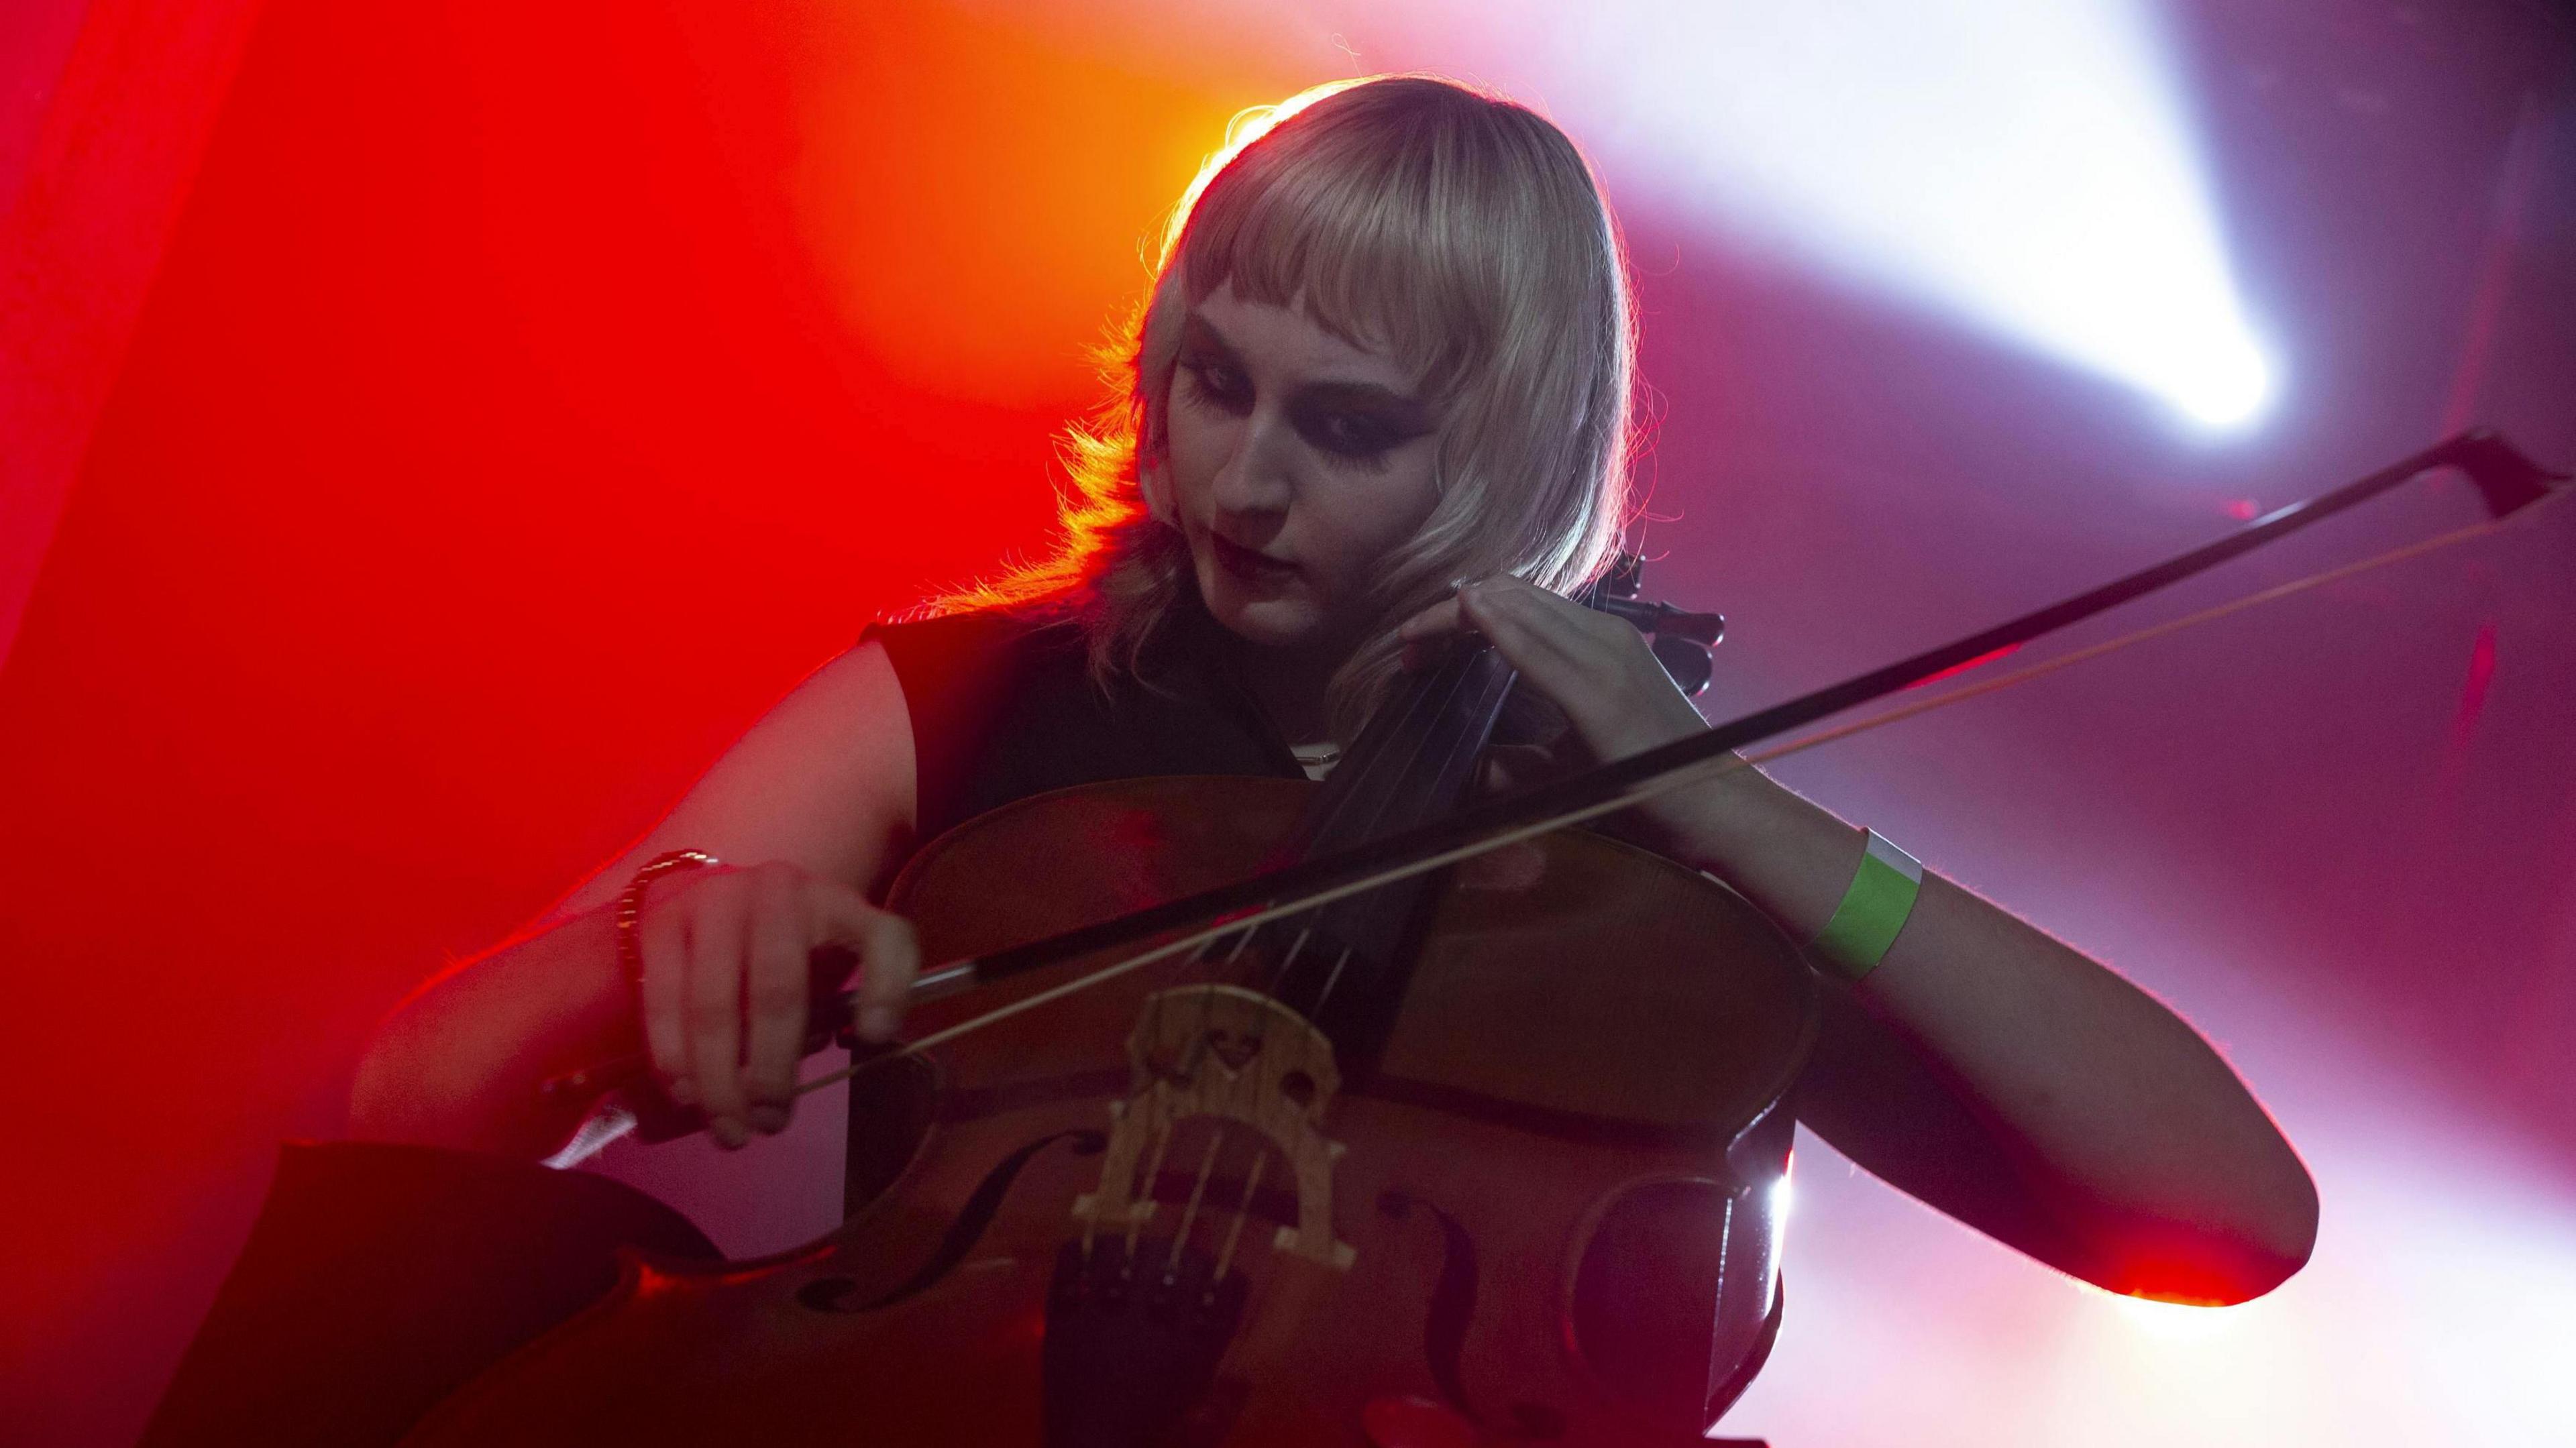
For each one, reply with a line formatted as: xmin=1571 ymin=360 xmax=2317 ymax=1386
xmin=1210 ymin=410 xmax=1296 ymax=515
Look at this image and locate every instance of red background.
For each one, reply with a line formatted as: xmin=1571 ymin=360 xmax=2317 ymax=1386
xmin=3 ymin=2 xmax=2572 ymax=1443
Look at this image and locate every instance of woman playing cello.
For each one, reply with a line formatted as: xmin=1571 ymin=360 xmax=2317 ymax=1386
xmin=350 ymin=73 xmax=2315 ymax=1329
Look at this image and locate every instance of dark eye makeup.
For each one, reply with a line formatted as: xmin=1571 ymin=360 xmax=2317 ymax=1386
xmin=1288 ymin=394 xmax=1419 ymax=465
xmin=1177 ymin=356 xmax=1253 ymax=411
xmin=1174 ymin=316 xmax=1434 ymax=473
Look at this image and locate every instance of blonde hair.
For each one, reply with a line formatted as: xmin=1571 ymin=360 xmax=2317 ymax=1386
xmin=945 ymin=74 xmax=1639 ymax=740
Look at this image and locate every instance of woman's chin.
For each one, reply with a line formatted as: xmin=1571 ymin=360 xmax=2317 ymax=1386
xmin=1212 ymin=603 xmax=1324 ymax=649
xmin=1199 ymin=575 xmax=1330 ymax=650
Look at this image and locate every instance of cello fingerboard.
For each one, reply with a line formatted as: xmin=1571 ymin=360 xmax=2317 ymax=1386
xmin=1263 ymin=642 xmax=1519 ymax=1060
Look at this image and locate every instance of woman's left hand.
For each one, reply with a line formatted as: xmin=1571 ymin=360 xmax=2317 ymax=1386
xmin=1395 ymin=576 xmax=1718 ymax=844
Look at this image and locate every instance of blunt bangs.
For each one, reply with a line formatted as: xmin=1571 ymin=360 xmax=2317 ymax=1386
xmin=1175 ymin=89 xmax=1511 ymax=404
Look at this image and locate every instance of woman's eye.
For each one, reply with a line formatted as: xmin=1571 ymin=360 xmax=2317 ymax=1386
xmin=1307 ymin=412 xmax=1397 ymax=462
xmin=1180 ymin=360 xmax=1250 ymax=410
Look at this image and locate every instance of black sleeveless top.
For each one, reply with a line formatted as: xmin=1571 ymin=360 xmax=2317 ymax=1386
xmin=863 ymin=606 xmax=1309 ymax=852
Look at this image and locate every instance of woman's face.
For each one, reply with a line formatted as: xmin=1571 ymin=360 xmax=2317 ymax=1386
xmin=1158 ymin=282 xmax=1445 ymax=653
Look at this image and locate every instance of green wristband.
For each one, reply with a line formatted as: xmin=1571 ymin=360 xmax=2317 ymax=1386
xmin=1809 ymin=830 xmax=1923 ymax=983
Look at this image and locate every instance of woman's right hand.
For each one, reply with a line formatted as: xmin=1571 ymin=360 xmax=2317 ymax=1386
xmin=630 ymin=860 xmax=921 ymax=1149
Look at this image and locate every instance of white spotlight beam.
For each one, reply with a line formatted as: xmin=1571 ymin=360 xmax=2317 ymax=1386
xmin=1469 ymin=0 xmax=2277 ymax=428
xmin=1034 ymin=0 xmax=2277 ymax=429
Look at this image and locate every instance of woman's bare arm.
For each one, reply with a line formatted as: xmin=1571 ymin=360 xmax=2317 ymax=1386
xmin=1403 ymin=577 xmax=2318 ymax=1305
xmin=348 ymin=641 xmax=918 ymax=1159
xmin=1682 ymin=765 xmax=2318 ymax=1304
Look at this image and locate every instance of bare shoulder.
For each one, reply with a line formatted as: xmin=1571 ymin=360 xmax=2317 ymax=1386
xmin=555 ymin=641 xmax=918 ymax=915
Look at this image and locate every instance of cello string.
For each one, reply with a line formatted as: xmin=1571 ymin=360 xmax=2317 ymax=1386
xmin=1210 ymin=1149 xmax=1269 ymax=1290
xmin=1301 ymin=651 xmax=1511 ymax=1022
xmin=1151 ymin=934 xmax=1223 ymax=1077
xmin=1308 ymin=944 xmax=1357 ymax=1019
xmin=1238 ymin=641 xmax=1484 ymax=1048
xmin=1320 ymin=643 xmax=1494 ymax=860
xmin=788 ymin=496 xmax=2555 ymax=1100
xmin=1219 ymin=641 xmax=1455 ymax=1008
xmin=1180 ymin=928 xmax=1260 ymax=1084
xmin=1167 ymin=1129 xmax=1228 ymax=1276
xmin=1179 ymin=905 xmax=1245 ymax=1027
xmin=1290 ymin=638 xmax=1468 ymax=867
xmin=1256 ymin=926 xmax=1316 ymax=1002
xmin=1125 ymin=1116 xmax=1178 ymax=1266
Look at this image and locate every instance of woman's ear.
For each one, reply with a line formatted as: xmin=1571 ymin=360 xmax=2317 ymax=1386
xmin=1138 ymin=447 xmax=1177 ymax=525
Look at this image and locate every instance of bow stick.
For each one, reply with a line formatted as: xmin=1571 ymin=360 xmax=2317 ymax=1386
xmin=543 ymin=430 xmax=2566 ymax=1111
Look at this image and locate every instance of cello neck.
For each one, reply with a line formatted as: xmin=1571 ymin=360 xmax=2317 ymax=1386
xmin=1267 ymin=641 xmax=1519 ymax=1052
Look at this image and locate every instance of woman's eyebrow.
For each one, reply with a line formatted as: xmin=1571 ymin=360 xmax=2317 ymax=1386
xmin=1179 ymin=313 xmax=1240 ymax=359
xmin=1181 ymin=313 xmax=1426 ymax=413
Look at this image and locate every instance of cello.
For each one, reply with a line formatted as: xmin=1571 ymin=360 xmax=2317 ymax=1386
xmin=404 ymin=574 xmax=1814 ymax=1446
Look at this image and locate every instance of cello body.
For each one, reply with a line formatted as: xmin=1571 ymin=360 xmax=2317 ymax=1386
xmin=402 ymin=774 xmax=1815 ymax=1447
